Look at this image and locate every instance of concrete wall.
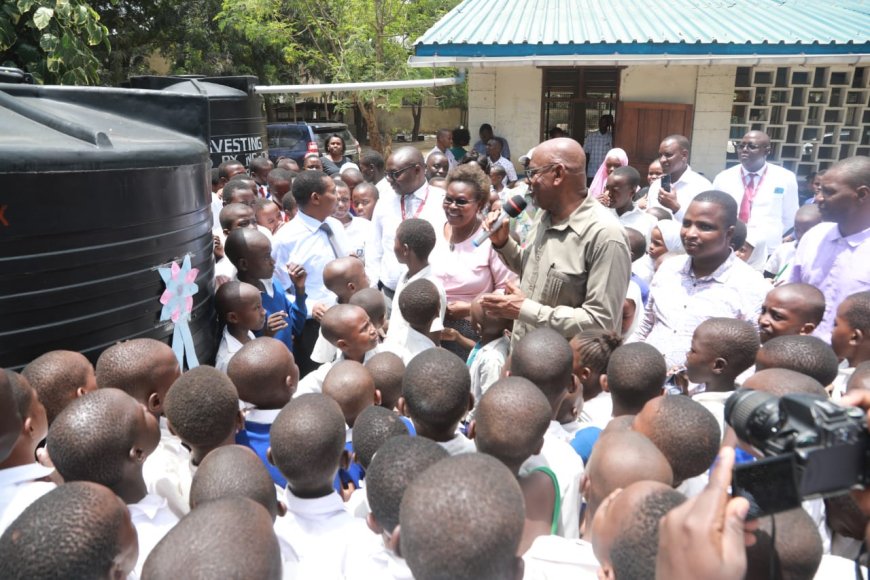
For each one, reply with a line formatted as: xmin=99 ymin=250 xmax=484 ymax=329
xmin=690 ymin=66 xmax=738 ymax=178
xmin=468 ymin=67 xmax=542 ymax=166
xmin=620 ymin=66 xmax=698 ymax=104
xmin=466 ymin=65 xmax=735 ymax=174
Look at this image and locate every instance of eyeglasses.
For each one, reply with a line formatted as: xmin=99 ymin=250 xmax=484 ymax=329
xmin=443 ymin=196 xmax=473 ymax=207
xmin=525 ymin=163 xmax=557 ymax=180
xmin=737 ymin=142 xmax=761 ymax=151
xmin=386 ymin=164 xmax=419 ymax=181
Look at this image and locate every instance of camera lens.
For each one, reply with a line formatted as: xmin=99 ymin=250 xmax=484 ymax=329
xmin=725 ymin=388 xmax=782 ymax=449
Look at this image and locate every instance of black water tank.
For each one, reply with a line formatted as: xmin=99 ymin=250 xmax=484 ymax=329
xmin=127 ymin=75 xmax=267 ymax=168
xmin=0 ymin=82 xmax=216 ymax=370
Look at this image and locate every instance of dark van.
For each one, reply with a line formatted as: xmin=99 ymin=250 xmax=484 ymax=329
xmin=267 ymin=122 xmax=359 ymax=167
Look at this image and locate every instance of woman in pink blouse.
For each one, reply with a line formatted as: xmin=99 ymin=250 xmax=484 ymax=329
xmin=430 ymin=164 xmax=517 ymax=359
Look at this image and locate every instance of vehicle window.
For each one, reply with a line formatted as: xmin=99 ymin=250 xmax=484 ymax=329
xmin=267 ymin=126 xmax=305 ymax=150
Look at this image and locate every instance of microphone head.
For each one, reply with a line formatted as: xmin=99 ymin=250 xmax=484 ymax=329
xmin=504 ymin=194 xmax=528 ymax=217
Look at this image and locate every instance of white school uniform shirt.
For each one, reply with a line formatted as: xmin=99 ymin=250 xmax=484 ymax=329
xmin=578 ymin=392 xmax=613 ymax=430
xmin=215 ymin=328 xmax=255 ymax=373
xmin=522 ymin=535 xmax=600 ymax=580
xmin=297 ymin=346 xmax=382 ymax=396
xmin=815 ymin=555 xmax=863 ymax=580
xmin=274 ymin=488 xmax=375 ymax=580
xmin=347 ymin=545 xmax=414 ymax=580
xmin=128 ymin=493 xmax=180 ymax=578
xmin=614 ymin=204 xmax=657 ymax=244
xmin=385 ymin=264 xmax=447 ymax=343
xmin=142 ymin=418 xmax=193 ymax=518
xmin=0 ymin=463 xmax=56 ymax=535
xmin=520 ymin=421 xmax=585 ymax=539
xmin=214 ymin=256 xmax=237 ymax=281
xmin=437 ymin=431 xmax=477 ymax=456
xmin=211 ymin=192 xmax=223 ymax=230
xmin=342 ymin=216 xmax=373 ymax=263
xmin=646 ymin=167 xmax=713 ymax=222
xmin=272 ymin=211 xmax=350 ymax=310
xmin=764 ymin=239 xmax=796 ymax=284
xmin=691 ymin=390 xmax=732 ymax=442
xmin=383 ymin=327 xmax=437 ymax=365
xmin=712 ymin=162 xmax=799 ymax=255
xmin=367 ymin=181 xmax=446 ymax=291
xmin=469 ymin=335 xmax=510 ymax=406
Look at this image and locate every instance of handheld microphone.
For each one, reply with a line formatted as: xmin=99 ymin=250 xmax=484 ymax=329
xmin=473 ymin=194 xmax=528 ymax=247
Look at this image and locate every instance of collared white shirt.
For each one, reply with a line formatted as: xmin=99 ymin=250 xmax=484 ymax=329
xmin=488 ymin=155 xmax=518 ymax=186
xmin=522 ymin=535 xmax=600 ymax=580
xmin=438 ymin=431 xmax=477 ymax=456
xmin=578 ymin=392 xmax=612 ymax=430
xmin=272 ymin=211 xmax=350 ymax=310
xmin=346 ymin=541 xmax=414 ymax=580
xmin=142 ymin=419 xmax=192 ymax=519
xmin=215 ymin=328 xmax=255 ymax=373
xmin=385 ymin=265 xmax=447 ymax=344
xmin=297 ymin=346 xmax=382 ymax=396
xmin=691 ymin=390 xmax=733 ymax=442
xmin=368 ymin=181 xmax=446 ymax=291
xmin=646 ymin=167 xmax=713 ymax=222
xmin=469 ymin=335 xmax=510 ymax=409
xmin=633 ymin=252 xmax=770 ymax=369
xmin=712 ymin=162 xmax=799 ymax=254
xmin=520 ymin=421 xmax=585 ymax=539
xmin=274 ymin=488 xmax=374 ymax=580
xmin=383 ymin=326 xmax=437 ymax=365
xmin=789 ymin=222 xmax=870 ymax=343
xmin=342 ymin=216 xmax=373 ymax=263
xmin=613 ymin=204 xmax=658 ymax=244
xmin=375 ymin=177 xmax=394 ymax=200
xmin=0 ymin=463 xmax=56 ymax=535
xmin=129 ymin=493 xmax=180 ymax=578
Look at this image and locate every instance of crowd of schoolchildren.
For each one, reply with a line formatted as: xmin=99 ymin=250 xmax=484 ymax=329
xmin=2 ymin=133 xmax=870 ymax=580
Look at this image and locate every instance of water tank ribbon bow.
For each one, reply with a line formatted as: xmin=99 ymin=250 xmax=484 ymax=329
xmin=158 ymin=255 xmax=200 ymax=369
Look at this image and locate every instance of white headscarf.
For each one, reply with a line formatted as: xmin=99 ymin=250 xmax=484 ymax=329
xmin=655 ymin=220 xmax=685 ymax=254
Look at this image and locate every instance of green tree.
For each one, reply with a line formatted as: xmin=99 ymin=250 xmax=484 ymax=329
xmin=0 ymin=0 xmax=109 ymax=84
xmin=219 ymin=0 xmax=459 ymax=153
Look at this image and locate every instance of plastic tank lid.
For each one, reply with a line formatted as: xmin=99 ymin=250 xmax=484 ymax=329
xmin=0 ymin=84 xmax=209 ymax=173
xmin=164 ymin=79 xmax=248 ymax=98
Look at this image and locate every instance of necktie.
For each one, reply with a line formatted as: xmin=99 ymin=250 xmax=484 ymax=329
xmin=320 ymin=222 xmax=341 ymax=258
xmin=739 ymin=173 xmax=757 ymax=223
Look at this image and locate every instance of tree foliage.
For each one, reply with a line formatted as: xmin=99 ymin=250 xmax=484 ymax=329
xmin=218 ymin=0 xmax=460 ymax=152
xmin=0 ymin=0 xmax=109 ymax=84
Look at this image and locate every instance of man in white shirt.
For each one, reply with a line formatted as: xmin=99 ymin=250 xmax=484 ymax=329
xmin=713 ymin=131 xmax=799 ymax=256
xmin=633 ymin=191 xmax=769 ymax=371
xmin=426 ymin=128 xmax=457 ymax=170
xmin=646 ymin=135 xmax=713 ymax=221
xmin=486 ymin=138 xmax=518 ymax=187
xmin=367 ymin=147 xmax=446 ymax=310
xmin=272 ymin=170 xmax=350 ymax=375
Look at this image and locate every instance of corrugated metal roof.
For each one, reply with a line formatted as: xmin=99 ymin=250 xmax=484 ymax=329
xmin=414 ymin=0 xmax=870 ymax=57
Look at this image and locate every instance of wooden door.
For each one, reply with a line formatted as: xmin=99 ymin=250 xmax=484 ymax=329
xmin=615 ymin=102 xmax=694 ymax=184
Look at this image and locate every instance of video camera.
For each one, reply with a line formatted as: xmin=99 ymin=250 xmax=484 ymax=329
xmin=724 ymin=388 xmax=870 ymax=518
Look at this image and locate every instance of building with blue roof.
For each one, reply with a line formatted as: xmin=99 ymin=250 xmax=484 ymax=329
xmin=411 ymin=0 xmax=870 ymax=180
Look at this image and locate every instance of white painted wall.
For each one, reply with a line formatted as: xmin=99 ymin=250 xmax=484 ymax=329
xmin=468 ymin=67 xmax=542 ymax=167
xmin=620 ymin=66 xmax=698 ymax=104
xmin=691 ymin=66 xmax=738 ymax=179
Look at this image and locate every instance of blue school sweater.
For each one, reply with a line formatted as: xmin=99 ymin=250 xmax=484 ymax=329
xmin=236 ymin=420 xmax=287 ymax=488
xmin=257 ymin=276 xmax=307 ymax=355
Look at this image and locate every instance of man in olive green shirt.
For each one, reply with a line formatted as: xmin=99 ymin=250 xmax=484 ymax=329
xmin=481 ymin=138 xmax=631 ymax=347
